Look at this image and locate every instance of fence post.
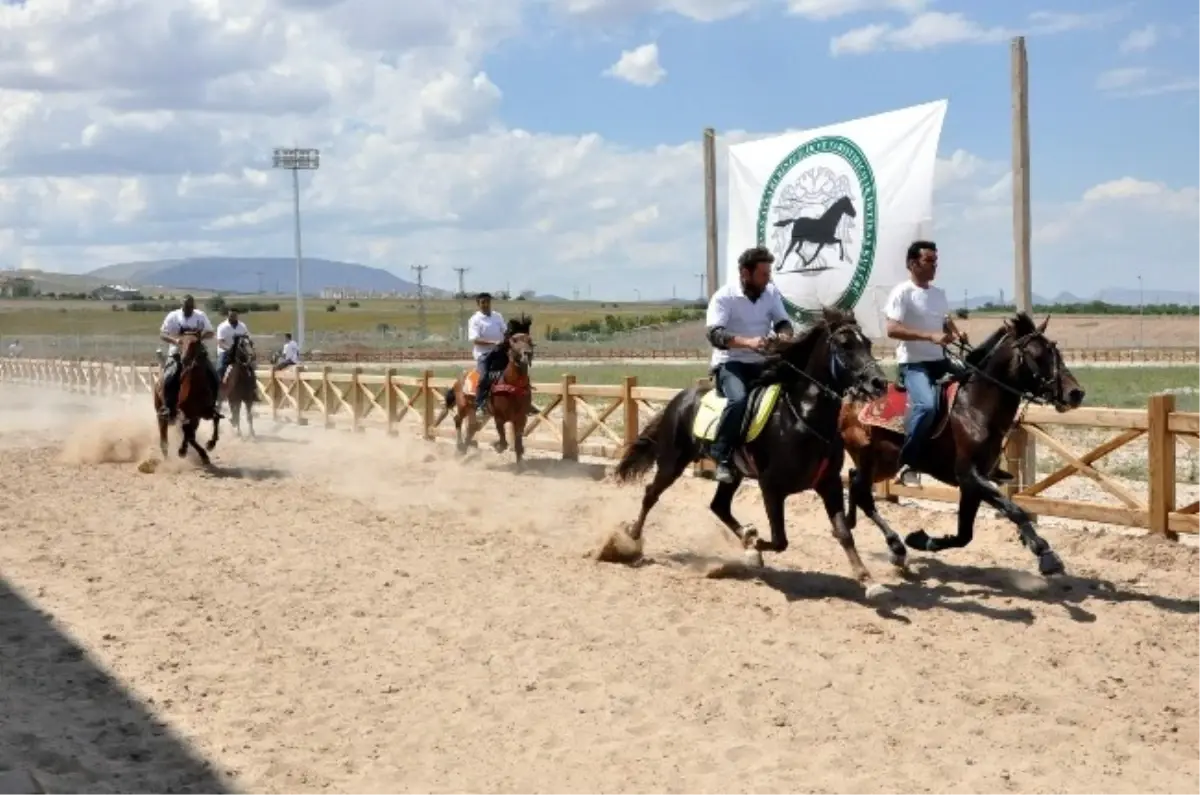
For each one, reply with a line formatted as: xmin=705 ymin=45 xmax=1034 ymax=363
xmin=294 ymin=366 xmax=308 ymax=426
xmin=322 ymin=366 xmax=334 ymax=428
xmin=693 ymin=375 xmax=715 ymax=479
xmin=622 ymin=376 xmax=639 ymax=449
xmin=561 ymin=374 xmax=578 ymax=461
xmin=269 ymin=368 xmax=280 ymax=422
xmin=385 ymin=368 xmax=398 ymax=436
xmin=1148 ymin=393 xmax=1176 ymax=539
xmin=351 ymin=367 xmax=363 ymax=432
xmin=422 ymin=370 xmax=435 ymax=441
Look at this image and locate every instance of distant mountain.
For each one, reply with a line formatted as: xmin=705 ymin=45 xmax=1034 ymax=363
xmin=85 ymin=257 xmax=452 ymax=297
xmin=960 ymin=288 xmax=1198 ymax=309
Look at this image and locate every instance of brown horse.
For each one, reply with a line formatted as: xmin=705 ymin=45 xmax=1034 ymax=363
xmin=154 ymin=332 xmax=221 ymax=465
xmin=838 ymin=311 xmax=1084 ymax=577
xmin=222 ymin=334 xmax=259 ymax=439
xmin=445 ymin=314 xmax=536 ymax=470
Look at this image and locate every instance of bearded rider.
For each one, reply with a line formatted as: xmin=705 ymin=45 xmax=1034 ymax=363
xmin=705 ymin=246 xmax=795 ymax=484
xmin=158 ymin=295 xmax=220 ymax=421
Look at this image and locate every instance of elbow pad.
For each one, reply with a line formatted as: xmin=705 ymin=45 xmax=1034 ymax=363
xmin=707 ymin=326 xmax=734 ymax=349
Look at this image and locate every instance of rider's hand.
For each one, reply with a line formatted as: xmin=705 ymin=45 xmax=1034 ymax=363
xmin=956 ymin=330 xmax=970 ymax=345
xmin=930 ymin=331 xmax=954 ymax=347
xmin=751 ymin=336 xmax=770 ymax=352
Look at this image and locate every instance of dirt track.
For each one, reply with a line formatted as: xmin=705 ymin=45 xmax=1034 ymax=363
xmin=0 ymin=387 xmax=1197 ymax=794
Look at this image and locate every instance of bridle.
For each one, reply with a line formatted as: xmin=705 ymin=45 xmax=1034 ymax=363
xmin=775 ymin=322 xmax=874 ymax=402
xmin=948 ymin=328 xmax=1069 ymax=410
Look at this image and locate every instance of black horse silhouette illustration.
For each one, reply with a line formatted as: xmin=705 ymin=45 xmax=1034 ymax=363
xmin=772 ymin=195 xmax=857 ymax=272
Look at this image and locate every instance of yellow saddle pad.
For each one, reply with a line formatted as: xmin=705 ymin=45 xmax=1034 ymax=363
xmin=692 ymin=384 xmax=781 ymax=444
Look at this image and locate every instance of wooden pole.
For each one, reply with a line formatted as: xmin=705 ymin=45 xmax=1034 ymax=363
xmin=1010 ymin=36 xmax=1036 ymax=490
xmin=703 ymin=127 xmax=719 ymax=299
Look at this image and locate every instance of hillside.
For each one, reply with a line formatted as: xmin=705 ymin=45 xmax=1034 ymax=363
xmin=85 ymin=257 xmax=452 ymax=297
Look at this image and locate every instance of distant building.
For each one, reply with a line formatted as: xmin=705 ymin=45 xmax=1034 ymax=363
xmin=0 ymin=275 xmax=36 ymax=298
xmin=91 ymin=284 xmax=143 ymax=300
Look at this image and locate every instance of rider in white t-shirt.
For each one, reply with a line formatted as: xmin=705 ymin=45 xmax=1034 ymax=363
xmin=884 ymin=240 xmax=966 ymax=485
xmin=158 ymin=295 xmax=219 ymax=420
xmin=215 ymin=308 xmax=250 ymax=382
xmin=467 ymin=292 xmax=506 ymax=416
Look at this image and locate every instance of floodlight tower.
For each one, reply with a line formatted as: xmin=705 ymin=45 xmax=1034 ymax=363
xmin=272 ymin=147 xmax=320 ymax=351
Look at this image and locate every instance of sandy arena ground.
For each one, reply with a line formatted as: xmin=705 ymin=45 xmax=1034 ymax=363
xmin=0 ymin=386 xmax=1197 ymax=794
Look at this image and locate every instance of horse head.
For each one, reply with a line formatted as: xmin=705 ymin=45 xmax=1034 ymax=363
xmin=234 ymin=334 xmax=256 ymax=366
xmin=178 ymin=331 xmax=207 ymax=367
xmin=766 ymin=307 xmax=886 ymax=400
xmin=505 ymin=314 xmax=535 ymax=373
xmin=831 ymin=195 xmax=857 ymax=220
xmin=994 ymin=312 xmax=1084 ymax=412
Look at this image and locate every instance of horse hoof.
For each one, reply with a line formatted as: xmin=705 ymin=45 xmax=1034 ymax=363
xmin=864 ymin=583 xmax=891 ymax=601
xmin=177 ymin=449 xmax=187 ymax=459
xmin=205 ymin=440 xmax=217 ymax=452
xmin=888 ymin=552 xmax=908 ymax=570
xmin=742 ymin=547 xmax=764 ymax=568
xmin=904 ymin=530 xmax=933 ymax=552
xmin=1038 ymin=550 xmax=1065 ymax=577
xmin=593 ymin=528 xmax=643 ymax=564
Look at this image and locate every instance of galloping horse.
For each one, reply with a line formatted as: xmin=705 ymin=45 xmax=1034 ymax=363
xmin=154 ymin=331 xmax=221 ymax=465
xmin=603 ymin=308 xmax=893 ymax=599
xmin=222 ymin=334 xmax=259 ymax=439
xmin=839 ymin=311 xmax=1085 ymax=577
xmin=773 ymin=195 xmax=857 ymax=272
xmin=445 ymin=314 xmax=536 ymax=470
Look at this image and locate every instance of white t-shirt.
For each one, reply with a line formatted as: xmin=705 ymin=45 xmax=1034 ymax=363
xmin=705 ymin=281 xmax=790 ymax=367
xmin=281 ymin=340 xmax=300 ymax=364
xmin=884 ymin=280 xmax=950 ymax=364
xmin=160 ymin=309 xmax=213 ymax=358
xmin=216 ymin=319 xmax=249 ymax=351
xmin=467 ymin=311 xmax=506 ymax=363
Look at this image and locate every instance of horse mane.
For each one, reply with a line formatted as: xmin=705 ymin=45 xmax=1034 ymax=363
xmin=964 ymin=311 xmax=1039 ymax=372
xmin=758 ymin=306 xmax=855 ymax=385
xmin=506 ymin=314 xmax=534 ymax=336
xmin=1008 ymin=311 xmax=1038 ymax=338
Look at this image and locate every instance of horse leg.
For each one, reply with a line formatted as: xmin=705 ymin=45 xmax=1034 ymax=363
xmin=245 ymin=401 xmax=256 ymax=439
xmin=512 ymin=417 xmax=526 ymax=472
xmin=157 ymin=414 xmax=169 ymax=458
xmin=624 ymin=451 xmax=690 ymax=544
xmin=940 ymin=471 xmax=1064 ymax=576
xmin=177 ymin=419 xmax=190 ymax=458
xmin=708 ymin=476 xmax=763 ymax=564
xmin=814 ymin=478 xmax=887 ymax=599
xmin=205 ymin=414 xmax=220 ymax=452
xmin=849 ymin=465 xmax=907 ymax=570
xmin=188 ymin=421 xmax=211 ymax=466
xmin=493 ymin=416 xmax=509 ymax=454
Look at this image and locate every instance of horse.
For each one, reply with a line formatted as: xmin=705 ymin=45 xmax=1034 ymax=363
xmin=773 ymin=195 xmax=857 ymax=272
xmin=153 ymin=331 xmax=221 ymax=465
xmin=445 ymin=314 xmax=536 ymax=470
xmin=222 ymin=334 xmax=259 ymax=440
xmin=838 ymin=311 xmax=1085 ymax=577
xmin=602 ymin=307 xmax=893 ymax=599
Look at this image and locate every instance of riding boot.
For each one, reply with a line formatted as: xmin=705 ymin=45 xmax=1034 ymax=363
xmin=475 ymin=376 xmax=490 ymax=417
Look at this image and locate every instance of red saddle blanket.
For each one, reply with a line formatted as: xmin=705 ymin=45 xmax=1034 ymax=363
xmin=858 ymin=381 xmax=960 ymax=437
xmin=463 ymin=370 xmax=528 ymax=398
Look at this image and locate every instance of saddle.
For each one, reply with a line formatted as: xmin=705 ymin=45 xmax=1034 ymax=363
xmin=692 ymin=383 xmax=782 ymax=446
xmin=463 ymin=369 xmax=528 ymax=399
xmin=858 ymin=378 xmax=961 ymax=438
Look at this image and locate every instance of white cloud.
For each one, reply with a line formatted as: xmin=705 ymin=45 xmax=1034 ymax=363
xmin=1096 ymin=67 xmax=1199 ymax=97
xmin=1118 ymin=24 xmax=1157 ymax=53
xmin=785 ymin=0 xmax=926 ymax=20
xmin=603 ymin=42 xmax=666 ymax=87
xmin=1096 ymin=67 xmax=1150 ymax=91
xmin=830 ymin=9 xmax=1119 ymax=55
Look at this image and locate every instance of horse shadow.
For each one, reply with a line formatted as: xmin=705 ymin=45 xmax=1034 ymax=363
xmin=656 ymin=551 xmax=1038 ymax=625
xmin=0 ymin=576 xmax=230 ymax=792
xmin=199 ymin=464 xmax=290 ymax=481
xmin=238 ymin=433 xmax=309 ymax=446
xmin=904 ymin=556 xmax=1199 ymax=623
xmin=481 ymin=456 xmax=608 ymax=482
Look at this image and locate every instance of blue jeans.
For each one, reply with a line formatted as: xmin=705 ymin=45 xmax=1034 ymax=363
xmin=711 ymin=360 xmax=765 ymax=464
xmin=898 ymin=359 xmax=952 ymax=467
xmin=474 ymin=356 xmax=491 ymax=412
xmin=217 ymin=350 xmax=230 ymax=381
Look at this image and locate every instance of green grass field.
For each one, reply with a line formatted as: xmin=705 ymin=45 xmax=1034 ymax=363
xmin=0 ymin=297 xmax=689 ymax=337
xmin=382 ymin=364 xmax=1198 ymax=412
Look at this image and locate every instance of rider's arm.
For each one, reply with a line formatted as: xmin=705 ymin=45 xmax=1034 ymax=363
xmin=944 ymin=314 xmax=968 ymax=343
xmin=468 ymin=315 xmax=503 ymax=347
xmin=884 ymin=288 xmax=946 ymax=344
xmin=160 ymin=314 xmax=180 ymax=345
xmin=765 ymin=287 xmax=795 ymax=339
xmin=199 ymin=313 xmax=216 ymax=340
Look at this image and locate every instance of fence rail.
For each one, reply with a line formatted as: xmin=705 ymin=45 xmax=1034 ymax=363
xmin=2 ymin=358 xmax=1196 ymax=539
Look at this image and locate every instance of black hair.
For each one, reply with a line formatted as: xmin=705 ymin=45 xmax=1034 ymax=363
xmin=476 ymin=292 xmax=492 ymax=302
xmin=906 ymin=240 xmax=937 ymax=264
xmin=737 ymin=246 xmax=775 ymax=271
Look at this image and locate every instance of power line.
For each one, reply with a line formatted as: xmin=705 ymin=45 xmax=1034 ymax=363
xmin=415 ymin=266 xmax=429 ymax=341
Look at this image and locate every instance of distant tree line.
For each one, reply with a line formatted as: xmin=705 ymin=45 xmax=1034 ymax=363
xmin=544 ymin=307 xmax=705 ymax=341
xmin=972 ymin=301 xmax=1198 ymax=316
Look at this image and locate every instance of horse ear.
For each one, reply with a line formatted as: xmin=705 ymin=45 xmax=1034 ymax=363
xmin=1038 ymin=314 xmax=1050 ymax=333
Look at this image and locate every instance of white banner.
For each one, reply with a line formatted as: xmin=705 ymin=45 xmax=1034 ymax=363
xmin=726 ymin=99 xmax=947 ymax=338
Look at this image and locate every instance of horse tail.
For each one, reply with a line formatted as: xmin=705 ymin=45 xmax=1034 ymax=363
xmin=444 ymin=386 xmax=456 ymax=408
xmin=773 ymin=217 xmax=795 ymax=228
xmin=614 ymin=408 xmax=666 ymax=483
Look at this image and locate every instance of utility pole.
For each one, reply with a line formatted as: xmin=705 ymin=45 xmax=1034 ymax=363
xmin=412 ymin=264 xmax=429 ymax=341
xmin=695 ymin=272 xmax=705 ymax=300
xmin=453 ymin=266 xmax=470 ymax=340
xmin=271 ymin=147 xmax=320 ymax=351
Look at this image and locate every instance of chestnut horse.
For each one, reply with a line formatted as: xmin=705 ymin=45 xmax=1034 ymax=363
xmin=154 ymin=332 xmax=221 ymax=464
xmin=839 ymin=312 xmax=1084 ymax=577
xmin=445 ymin=314 xmax=536 ymax=470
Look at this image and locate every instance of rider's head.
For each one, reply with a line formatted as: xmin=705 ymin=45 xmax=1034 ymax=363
xmin=476 ymin=292 xmax=493 ymax=315
xmin=182 ymin=294 xmax=195 ymax=316
xmin=227 ymin=308 xmax=239 ymax=325
xmin=906 ymin=240 xmax=938 ymax=287
xmin=736 ymin=247 xmax=774 ymax=300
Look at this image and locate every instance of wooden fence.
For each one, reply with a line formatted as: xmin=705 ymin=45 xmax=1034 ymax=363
xmin=2 ymin=358 xmax=1196 ymax=539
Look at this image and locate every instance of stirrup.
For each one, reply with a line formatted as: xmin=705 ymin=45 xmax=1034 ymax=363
xmin=894 ymin=465 xmax=921 ymax=487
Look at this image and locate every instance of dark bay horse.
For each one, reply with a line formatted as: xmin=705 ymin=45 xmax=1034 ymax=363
xmin=839 ymin=311 xmax=1085 ymax=577
xmin=603 ymin=308 xmax=892 ymax=599
xmin=445 ymin=314 xmax=536 ymax=470
xmin=773 ymin=195 xmax=857 ymax=271
xmin=154 ymin=332 xmax=220 ymax=465
xmin=223 ymin=335 xmax=259 ymax=439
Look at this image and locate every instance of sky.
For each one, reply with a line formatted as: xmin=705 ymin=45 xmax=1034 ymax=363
xmin=0 ymin=0 xmax=1196 ymax=301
